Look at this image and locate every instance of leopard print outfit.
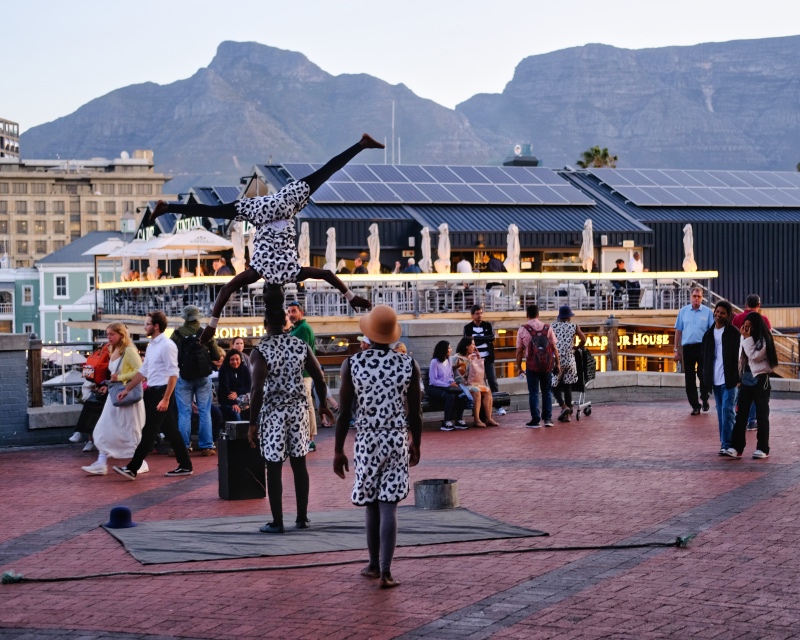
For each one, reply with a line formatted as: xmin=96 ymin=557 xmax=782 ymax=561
xmin=234 ymin=180 xmax=311 ymax=285
xmin=349 ymin=347 xmax=414 ymax=505
xmin=255 ymin=333 xmax=310 ymax=462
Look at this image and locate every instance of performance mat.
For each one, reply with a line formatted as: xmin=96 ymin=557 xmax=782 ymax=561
xmin=104 ymin=506 xmax=547 ymax=565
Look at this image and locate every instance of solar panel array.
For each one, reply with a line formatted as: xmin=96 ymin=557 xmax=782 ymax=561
xmin=281 ymin=164 xmax=595 ymax=206
xmin=590 ymin=168 xmax=800 ymax=208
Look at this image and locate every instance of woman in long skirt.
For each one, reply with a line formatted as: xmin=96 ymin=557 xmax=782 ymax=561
xmin=81 ymin=323 xmax=146 ymax=475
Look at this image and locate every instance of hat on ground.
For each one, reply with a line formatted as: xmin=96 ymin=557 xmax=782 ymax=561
xmin=181 ymin=305 xmax=201 ymax=322
xmin=105 ymin=506 xmax=137 ymax=529
xmin=558 ymin=305 xmax=575 ymax=320
xmin=359 ymin=305 xmax=402 ymax=345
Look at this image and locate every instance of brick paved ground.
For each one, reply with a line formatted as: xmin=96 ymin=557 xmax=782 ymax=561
xmin=2 ymin=398 xmax=800 ymax=639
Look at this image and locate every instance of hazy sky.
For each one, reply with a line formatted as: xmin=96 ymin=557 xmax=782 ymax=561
xmin=7 ymin=0 xmax=799 ymax=133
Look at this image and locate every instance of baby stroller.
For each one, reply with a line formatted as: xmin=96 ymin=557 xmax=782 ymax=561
xmin=572 ymin=346 xmax=596 ymax=420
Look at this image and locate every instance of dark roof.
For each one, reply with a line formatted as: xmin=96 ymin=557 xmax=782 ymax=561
xmin=36 ymin=231 xmax=125 ymax=265
xmin=567 ymin=171 xmax=800 ymax=223
xmin=191 ymin=186 xmax=241 ymax=206
xmin=299 ymin=202 xmax=414 ymax=220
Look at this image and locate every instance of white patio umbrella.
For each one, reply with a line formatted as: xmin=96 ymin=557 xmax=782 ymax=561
xmin=367 ymin=223 xmax=381 ymax=275
xmin=323 ymin=228 xmax=337 ymax=272
xmin=155 ymin=228 xmax=234 ymax=275
xmin=230 ymin=221 xmax=247 ymax=274
xmin=73 ymin=289 xmax=105 ymax=309
xmin=419 ymin=226 xmax=433 ymax=273
xmin=336 ymin=259 xmax=348 ymax=273
xmin=504 ymin=223 xmax=521 ymax=273
xmin=42 ymin=348 xmax=87 ymax=367
xmin=682 ymin=223 xmax=698 ymax=272
xmin=579 ymin=219 xmax=594 ymax=272
xmin=81 ymin=239 xmax=125 ymax=256
xmin=43 ymin=369 xmax=86 ymax=386
xmin=298 ymin=222 xmax=311 ymax=268
xmin=434 ymin=223 xmax=451 ymax=274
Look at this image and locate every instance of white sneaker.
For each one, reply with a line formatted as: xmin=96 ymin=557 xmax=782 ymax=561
xmin=721 ymin=448 xmax=741 ymax=459
xmin=81 ymin=461 xmax=108 ymax=475
xmin=139 ymin=460 xmax=150 ymax=473
xmin=82 ymin=441 xmax=96 ymax=452
xmin=68 ymin=432 xmax=83 ymax=444
xmin=496 ymin=408 xmax=507 ymax=416
xmin=752 ymin=450 xmax=769 ymax=459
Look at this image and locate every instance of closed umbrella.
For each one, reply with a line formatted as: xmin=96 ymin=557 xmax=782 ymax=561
xmin=230 ymin=221 xmax=246 ymax=274
xmin=419 ymin=226 xmax=433 ymax=273
xmin=367 ymin=223 xmax=381 ymax=275
xmin=504 ymin=223 xmax=521 ymax=273
xmin=323 ymin=228 xmax=337 ymax=272
xmin=682 ymin=223 xmax=698 ymax=272
xmin=579 ymin=219 xmax=594 ymax=272
xmin=298 ymin=222 xmax=311 ymax=268
xmin=433 ymin=223 xmax=451 ymax=274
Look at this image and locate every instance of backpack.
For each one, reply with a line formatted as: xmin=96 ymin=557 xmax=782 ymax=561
xmin=177 ymin=328 xmax=214 ymax=380
xmin=83 ymin=343 xmax=111 ymax=385
xmin=522 ymin=324 xmax=555 ymax=373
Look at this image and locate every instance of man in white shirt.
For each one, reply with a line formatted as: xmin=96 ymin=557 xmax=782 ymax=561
xmin=456 ymin=256 xmax=473 ymax=274
xmin=113 ymin=311 xmax=193 ymax=480
xmin=627 ymin=251 xmax=644 ymax=308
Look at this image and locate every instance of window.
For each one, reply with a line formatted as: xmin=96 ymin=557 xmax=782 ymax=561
xmin=23 ymin=323 xmax=34 ymax=335
xmin=101 ymin=183 xmax=115 ymax=195
xmin=12 ymin=183 xmax=27 ymax=194
xmin=55 ymin=275 xmax=68 ymax=298
xmin=15 ymin=260 xmax=30 ymax=268
xmin=17 ymin=240 xmax=28 ymax=254
xmin=16 ymin=220 xmax=28 ymax=234
xmin=34 ymin=220 xmax=46 ymax=234
xmin=123 ymin=200 xmax=134 ymax=213
xmin=55 ymin=320 xmax=69 ymax=343
xmin=53 ymin=240 xmax=65 ymax=250
xmin=104 ymin=201 xmax=116 ymax=214
xmin=119 ymin=184 xmax=133 ymax=195
xmin=104 ymin=220 xmax=117 ymax=231
xmin=0 ymin=220 xmax=6 ymax=234
xmin=136 ymin=184 xmax=153 ymax=196
xmin=70 ymin=220 xmax=81 ymax=239
xmin=86 ymin=220 xmax=98 ymax=232
xmin=88 ymin=275 xmax=95 ymax=290
xmin=0 ymin=183 xmax=8 ymax=194
xmin=53 ymin=201 xmax=65 ymax=214
xmin=0 ymin=201 xmax=7 ymax=213
xmin=87 ymin=201 xmax=98 ymax=214
xmin=22 ymin=285 xmax=33 ymax=305
xmin=35 ymin=240 xmax=47 ymax=254
xmin=31 ymin=183 xmax=46 ymax=194
xmin=53 ymin=220 xmax=65 ymax=234
xmin=34 ymin=200 xmax=46 ymax=214
xmin=15 ymin=201 xmax=26 ymax=214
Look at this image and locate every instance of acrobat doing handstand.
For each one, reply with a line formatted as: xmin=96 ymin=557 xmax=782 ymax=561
xmin=148 ymin=134 xmax=383 ymax=342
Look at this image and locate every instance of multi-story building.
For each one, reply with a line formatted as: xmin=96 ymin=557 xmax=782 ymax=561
xmin=0 ymin=118 xmax=19 ymax=159
xmin=0 ymin=150 xmax=171 ymax=268
xmin=0 ymin=267 xmax=39 ymax=335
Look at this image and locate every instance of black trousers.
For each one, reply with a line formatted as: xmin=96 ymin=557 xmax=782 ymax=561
xmin=128 ymin=386 xmax=192 ymax=473
xmin=731 ymin=376 xmax=771 ymax=455
xmin=484 ymin=358 xmax=499 ymax=393
xmin=75 ymin=399 xmax=105 ymax=434
xmin=682 ymin=342 xmax=708 ymax=409
xmin=427 ymin=386 xmax=466 ymax=423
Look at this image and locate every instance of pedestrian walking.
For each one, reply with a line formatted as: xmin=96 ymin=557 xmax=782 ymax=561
xmin=674 ymin=287 xmax=714 ymax=415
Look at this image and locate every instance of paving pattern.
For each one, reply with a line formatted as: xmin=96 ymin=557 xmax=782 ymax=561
xmin=2 ymin=399 xmax=800 ymax=639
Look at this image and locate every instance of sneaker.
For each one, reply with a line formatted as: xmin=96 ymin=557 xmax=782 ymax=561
xmin=746 ymin=421 xmax=757 ymax=431
xmin=81 ymin=461 xmax=107 ymax=475
xmin=165 ymin=467 xmax=193 ymax=477
xmin=721 ymin=448 xmax=741 ymax=459
xmin=113 ymin=465 xmax=137 ymax=480
xmin=68 ymin=432 xmax=83 ymax=444
xmin=752 ymin=450 xmax=769 ymax=459
xmin=259 ymin=522 xmax=285 ymax=534
xmin=82 ymin=441 xmax=97 ymax=452
xmin=440 ymin=422 xmax=455 ymax=432
xmin=525 ymin=420 xmax=541 ymax=428
xmin=544 ymin=420 xmax=554 ymax=427
xmin=496 ymin=408 xmax=507 ymax=416
xmin=308 ymin=441 xmax=316 ymax=452
xmin=454 ymin=420 xmax=469 ymax=430
xmin=199 ymin=448 xmax=217 ymax=457
xmin=139 ymin=460 xmax=149 ymax=473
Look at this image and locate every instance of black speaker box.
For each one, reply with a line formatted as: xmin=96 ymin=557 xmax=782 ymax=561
xmin=218 ymin=428 xmax=266 ymax=501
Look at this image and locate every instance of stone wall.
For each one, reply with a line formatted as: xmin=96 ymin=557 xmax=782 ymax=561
xmin=0 ymin=334 xmax=35 ymax=446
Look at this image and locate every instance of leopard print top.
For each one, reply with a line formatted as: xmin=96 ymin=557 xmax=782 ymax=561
xmin=349 ymin=348 xmax=414 ymax=431
xmin=255 ymin=333 xmax=309 ymax=411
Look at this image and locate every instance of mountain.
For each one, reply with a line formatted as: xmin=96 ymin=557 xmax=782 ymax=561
xmin=20 ymin=41 xmax=492 ymax=190
xmin=20 ymin=37 xmax=800 ymax=187
xmin=458 ymin=36 xmax=800 ymax=170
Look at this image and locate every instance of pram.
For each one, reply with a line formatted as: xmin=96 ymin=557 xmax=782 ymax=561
xmin=572 ymin=346 xmax=596 ymax=420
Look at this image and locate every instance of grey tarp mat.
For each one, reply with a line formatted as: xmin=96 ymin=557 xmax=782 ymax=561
xmin=104 ymin=506 xmax=547 ymax=565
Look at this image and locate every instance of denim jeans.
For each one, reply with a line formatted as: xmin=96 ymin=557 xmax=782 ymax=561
xmin=526 ymin=370 xmax=552 ymax=423
xmin=712 ymin=384 xmax=737 ymax=450
xmin=175 ymin=376 xmax=214 ymax=450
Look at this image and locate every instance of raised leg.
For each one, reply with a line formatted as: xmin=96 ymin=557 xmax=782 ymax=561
xmin=148 ymin=200 xmax=238 ymax=225
xmin=301 ymin=134 xmax=385 ymax=195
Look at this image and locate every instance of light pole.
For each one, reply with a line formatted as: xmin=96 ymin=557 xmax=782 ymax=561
xmin=58 ymin=304 xmax=66 ymax=405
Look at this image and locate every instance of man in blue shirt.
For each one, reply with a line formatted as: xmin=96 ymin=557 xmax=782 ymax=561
xmin=674 ymin=287 xmax=715 ymax=415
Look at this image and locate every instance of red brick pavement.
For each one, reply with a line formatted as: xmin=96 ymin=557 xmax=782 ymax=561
xmin=1 ymin=399 xmax=800 ymax=639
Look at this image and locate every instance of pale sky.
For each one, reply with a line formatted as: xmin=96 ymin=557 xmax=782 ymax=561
xmin=7 ymin=0 xmax=799 ymax=133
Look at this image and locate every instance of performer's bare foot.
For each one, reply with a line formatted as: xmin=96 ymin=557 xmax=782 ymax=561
xmin=379 ymin=572 xmax=400 ymax=588
xmin=361 ymin=565 xmax=380 ymax=579
xmin=359 ymin=134 xmax=385 ymax=149
xmin=349 ymin=295 xmax=373 ymax=311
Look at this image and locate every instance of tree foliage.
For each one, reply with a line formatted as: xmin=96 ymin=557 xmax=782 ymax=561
xmin=577 ymin=146 xmax=618 ymax=168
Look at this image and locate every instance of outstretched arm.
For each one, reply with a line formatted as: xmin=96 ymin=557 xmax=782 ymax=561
xmin=304 ymin=345 xmax=334 ymax=424
xmin=247 ymin=349 xmax=268 ymax=449
xmin=297 ymin=266 xmax=372 ymax=310
xmin=333 ymin=359 xmax=354 ymax=479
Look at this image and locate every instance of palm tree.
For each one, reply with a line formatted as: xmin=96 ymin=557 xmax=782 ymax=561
xmin=576 ymin=146 xmax=618 ymax=168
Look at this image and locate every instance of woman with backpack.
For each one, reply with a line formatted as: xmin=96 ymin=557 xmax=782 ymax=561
xmin=728 ymin=312 xmax=778 ymax=459
xmin=81 ymin=323 xmax=147 ymax=476
xmin=550 ymin=306 xmax=587 ymax=423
